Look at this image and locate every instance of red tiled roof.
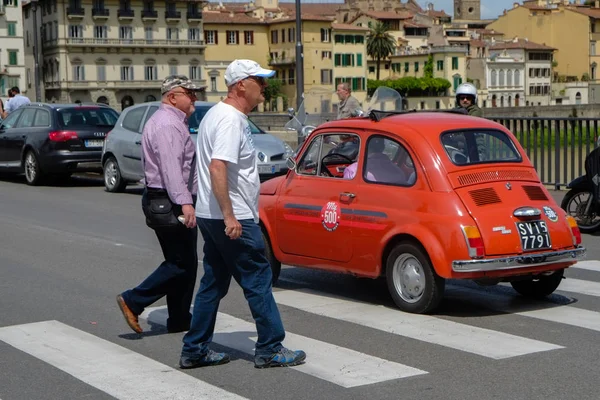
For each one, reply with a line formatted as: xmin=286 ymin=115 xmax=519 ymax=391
xmin=269 ymin=13 xmax=334 ymax=23
xmin=202 ymin=11 xmax=267 ymax=24
xmin=403 ymin=21 xmax=429 ymax=28
xmin=490 ymin=38 xmax=555 ymax=51
xmin=568 ymin=6 xmax=600 ymax=19
xmin=362 ymin=10 xmax=414 ymax=20
xmin=331 ymin=23 xmax=369 ymax=31
xmin=425 ymin=9 xmax=450 ymax=18
xmin=470 ymin=39 xmax=486 ymax=47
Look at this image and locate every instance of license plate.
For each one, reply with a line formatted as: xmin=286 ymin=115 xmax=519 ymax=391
xmin=85 ymin=139 xmax=104 ymax=148
xmin=258 ymin=164 xmax=278 ymax=174
xmin=516 ymin=220 xmax=551 ymax=251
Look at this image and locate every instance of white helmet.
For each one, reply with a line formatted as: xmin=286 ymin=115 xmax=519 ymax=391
xmin=456 ymin=82 xmax=477 ymax=102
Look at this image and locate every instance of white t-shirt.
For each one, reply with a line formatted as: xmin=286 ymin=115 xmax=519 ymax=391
xmin=195 ymin=101 xmax=260 ymax=223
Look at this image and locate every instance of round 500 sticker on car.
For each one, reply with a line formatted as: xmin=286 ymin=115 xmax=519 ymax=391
xmin=321 ymin=201 xmax=341 ymax=231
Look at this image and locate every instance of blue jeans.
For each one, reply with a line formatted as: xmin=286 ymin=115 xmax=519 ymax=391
xmin=182 ymin=218 xmax=285 ymax=358
xmin=121 ymin=224 xmax=198 ymax=330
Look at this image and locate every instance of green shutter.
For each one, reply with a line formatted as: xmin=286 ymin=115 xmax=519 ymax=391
xmin=452 ymin=57 xmax=458 ymax=70
xmin=357 ymin=54 xmax=362 ymax=67
xmin=414 ymin=62 xmax=419 ymax=72
xmin=8 ymin=23 xmax=16 ymax=37
xmin=334 ymin=54 xmax=340 ymax=67
xmin=9 ymin=51 xmax=17 ymax=65
xmin=404 ymin=62 xmax=409 ymax=72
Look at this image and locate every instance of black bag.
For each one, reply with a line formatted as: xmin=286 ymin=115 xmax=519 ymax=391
xmin=142 ymin=188 xmax=183 ymax=229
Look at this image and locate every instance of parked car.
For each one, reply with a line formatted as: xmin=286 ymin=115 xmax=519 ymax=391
xmin=259 ymin=110 xmax=586 ymax=314
xmin=102 ymin=101 xmax=294 ymax=192
xmin=0 ymin=103 xmax=119 ymax=185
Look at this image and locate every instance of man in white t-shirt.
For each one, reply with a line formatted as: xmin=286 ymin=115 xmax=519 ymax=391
xmin=180 ymin=59 xmax=306 ymax=370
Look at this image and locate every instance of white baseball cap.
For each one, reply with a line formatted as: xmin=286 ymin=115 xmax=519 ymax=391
xmin=224 ymin=59 xmax=275 ymax=86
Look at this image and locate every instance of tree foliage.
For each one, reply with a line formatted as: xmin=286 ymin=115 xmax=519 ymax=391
xmin=368 ymin=77 xmax=452 ymax=97
xmin=366 ymin=22 xmax=396 ymax=80
xmin=424 ymin=55 xmax=434 ymax=79
xmin=263 ymin=77 xmax=282 ymax=103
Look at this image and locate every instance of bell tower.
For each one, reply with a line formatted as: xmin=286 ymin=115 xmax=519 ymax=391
xmin=454 ymin=0 xmax=480 ymax=20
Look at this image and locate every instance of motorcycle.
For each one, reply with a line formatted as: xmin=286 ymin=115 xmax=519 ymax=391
xmin=561 ymin=146 xmax=600 ymax=233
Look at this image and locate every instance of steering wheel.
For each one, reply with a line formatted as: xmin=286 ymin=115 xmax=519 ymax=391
xmin=320 ymin=153 xmax=355 ymax=177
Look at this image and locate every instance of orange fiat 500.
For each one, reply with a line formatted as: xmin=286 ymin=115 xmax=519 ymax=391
xmin=259 ymin=111 xmax=586 ymax=314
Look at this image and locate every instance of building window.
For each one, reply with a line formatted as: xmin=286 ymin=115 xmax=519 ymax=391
xmin=452 ymin=57 xmax=459 ymax=70
xmin=188 ymin=28 xmax=200 ymax=41
xmin=189 ymin=65 xmax=200 ymax=80
xmin=97 ymin=65 xmax=106 ymax=81
xmin=288 ymin=68 xmax=295 ymax=85
xmin=592 ymin=42 xmax=597 ymax=56
xmin=414 ymin=62 xmax=419 ymax=72
xmin=320 ymin=69 xmax=332 ymax=84
xmin=507 ymin=70 xmax=513 ymax=87
xmin=144 ymin=62 xmax=157 ymax=80
xmin=167 ymin=27 xmax=179 ymax=40
xmin=226 ymin=30 xmax=239 ymax=44
xmin=288 ymin=27 xmax=295 ymax=41
xmin=357 ymin=54 xmax=363 ymax=67
xmin=491 ymin=69 xmax=497 ymax=87
xmin=281 ymin=28 xmax=286 ymax=43
xmin=320 ymin=28 xmax=331 ymax=42
xmin=436 ymin=60 xmax=444 ymax=71
xmin=8 ymin=51 xmax=18 ymax=66
xmin=499 ymin=70 xmax=505 ymax=87
xmin=119 ymin=26 xmax=133 ymax=40
xmin=73 ymin=65 xmax=85 ymax=81
xmin=7 ymin=22 xmax=16 ymax=37
xmin=69 ymin=25 xmax=83 ymax=38
xmin=270 ymin=30 xmax=278 ymax=44
xmin=205 ymin=30 xmax=217 ymax=44
xmin=169 ymin=63 xmax=177 ymax=76
xmin=244 ymin=30 xmax=254 ymax=45
xmin=94 ymin=25 xmax=107 ymax=39
xmin=145 ymin=26 xmax=153 ymax=41
xmin=514 ymin=70 xmax=520 ymax=86
xmin=404 ymin=62 xmax=409 ymax=73
xmin=322 ymin=51 xmax=331 ymax=59
xmin=210 ymin=76 xmax=217 ymax=92
xmin=453 ymin=75 xmax=462 ymax=91
xmin=121 ymin=65 xmax=134 ymax=80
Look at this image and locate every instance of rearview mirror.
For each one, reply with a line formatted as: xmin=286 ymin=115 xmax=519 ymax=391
xmin=286 ymin=156 xmax=297 ymax=171
xmin=287 ymin=107 xmax=295 ymax=117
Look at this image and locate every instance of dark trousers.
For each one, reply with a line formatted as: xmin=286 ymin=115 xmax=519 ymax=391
xmin=122 ymin=224 xmax=198 ymax=330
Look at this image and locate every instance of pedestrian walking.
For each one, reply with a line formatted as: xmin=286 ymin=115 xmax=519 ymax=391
xmin=2 ymin=87 xmax=30 ymax=118
xmin=116 ymin=75 xmax=203 ymax=334
xmin=179 ymin=59 xmax=306 ymax=369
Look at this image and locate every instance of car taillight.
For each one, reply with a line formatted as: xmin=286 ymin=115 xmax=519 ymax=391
xmin=461 ymin=225 xmax=484 ymax=258
xmin=49 ymin=131 xmax=78 ymax=142
xmin=566 ymin=215 xmax=582 ymax=246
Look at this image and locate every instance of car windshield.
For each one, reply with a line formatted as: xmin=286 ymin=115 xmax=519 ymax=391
xmin=441 ymin=129 xmax=522 ymax=165
xmin=58 ymin=107 xmax=119 ymax=128
xmin=188 ymin=105 xmax=265 ymax=134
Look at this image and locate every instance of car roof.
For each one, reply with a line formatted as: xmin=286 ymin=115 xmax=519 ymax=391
xmin=23 ymin=103 xmax=116 ymax=111
xmin=129 ymin=101 xmax=216 ymax=109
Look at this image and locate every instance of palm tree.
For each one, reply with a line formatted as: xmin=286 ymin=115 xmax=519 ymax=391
xmin=367 ymin=22 xmax=396 ymax=80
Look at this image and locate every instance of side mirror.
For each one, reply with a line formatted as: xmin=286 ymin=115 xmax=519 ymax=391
xmin=287 ymin=107 xmax=295 ymax=117
xmin=350 ymin=109 xmax=364 ymax=118
xmin=286 ymin=156 xmax=297 ymax=171
xmin=301 ymin=125 xmax=315 ymax=138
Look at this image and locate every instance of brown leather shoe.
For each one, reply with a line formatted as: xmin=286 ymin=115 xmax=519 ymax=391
xmin=116 ymin=295 xmax=142 ymax=334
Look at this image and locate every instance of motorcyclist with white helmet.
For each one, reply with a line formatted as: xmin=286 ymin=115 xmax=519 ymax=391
xmin=455 ymin=83 xmax=483 ymax=117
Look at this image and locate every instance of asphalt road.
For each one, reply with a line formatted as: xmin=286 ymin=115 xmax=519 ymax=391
xmin=1 ymin=174 xmax=600 ymax=400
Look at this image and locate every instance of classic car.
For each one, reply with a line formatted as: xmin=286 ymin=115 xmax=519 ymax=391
xmin=258 ymin=110 xmax=586 ymax=314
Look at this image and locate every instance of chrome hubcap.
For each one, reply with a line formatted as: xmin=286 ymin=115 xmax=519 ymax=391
xmin=392 ymin=254 xmax=426 ymax=303
xmin=25 ymin=153 xmax=36 ymax=182
xmin=105 ymin=161 xmax=117 ymax=187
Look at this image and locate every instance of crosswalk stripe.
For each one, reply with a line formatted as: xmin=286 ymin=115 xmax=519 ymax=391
xmin=0 ymin=320 xmax=248 ymax=400
xmin=448 ymin=286 xmax=600 ymax=332
xmin=572 ymin=260 xmax=600 ymax=272
xmin=273 ymin=289 xmax=563 ymax=359
xmin=555 ymin=278 xmax=600 ymax=297
xmin=141 ymin=307 xmax=427 ymax=387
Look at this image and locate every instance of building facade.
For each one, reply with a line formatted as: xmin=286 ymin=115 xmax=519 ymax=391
xmin=2 ymin=0 xmax=28 ymax=100
xmin=23 ymin=0 xmax=207 ymax=110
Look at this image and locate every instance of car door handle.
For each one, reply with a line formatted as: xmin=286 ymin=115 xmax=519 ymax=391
xmin=135 ymin=140 xmax=141 ymax=145
xmin=340 ymin=192 xmax=356 ymax=199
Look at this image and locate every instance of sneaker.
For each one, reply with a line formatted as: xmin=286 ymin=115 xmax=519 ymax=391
xmin=179 ymin=350 xmax=230 ymax=369
xmin=254 ymin=347 xmax=306 ymax=369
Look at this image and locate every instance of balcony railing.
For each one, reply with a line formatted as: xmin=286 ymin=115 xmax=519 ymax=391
xmin=165 ymin=10 xmax=181 ymax=19
xmin=142 ymin=9 xmax=158 ymax=19
xmin=66 ymin=7 xmax=85 ymax=17
xmin=187 ymin=11 xmax=202 ymax=20
xmin=118 ymin=9 xmax=135 ymax=18
xmin=92 ymin=8 xmax=110 ymax=17
xmin=56 ymin=38 xmax=205 ymax=48
xmin=269 ymin=57 xmax=296 ymax=66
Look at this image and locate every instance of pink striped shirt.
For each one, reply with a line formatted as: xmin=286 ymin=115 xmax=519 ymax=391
xmin=142 ymin=104 xmax=197 ymax=205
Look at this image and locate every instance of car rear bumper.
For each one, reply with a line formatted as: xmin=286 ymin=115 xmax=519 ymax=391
xmin=40 ymin=150 xmax=103 ymax=173
xmin=451 ymin=246 xmax=586 ymax=273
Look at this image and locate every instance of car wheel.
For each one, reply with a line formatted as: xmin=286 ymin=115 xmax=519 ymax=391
xmin=104 ymin=157 xmax=127 ymax=193
xmin=261 ymin=228 xmax=281 ymax=285
xmin=510 ymin=269 xmax=564 ymax=298
xmin=386 ymin=242 xmax=445 ymax=314
xmin=24 ymin=150 xmax=44 ymax=186
xmin=560 ymin=189 xmax=600 ymax=233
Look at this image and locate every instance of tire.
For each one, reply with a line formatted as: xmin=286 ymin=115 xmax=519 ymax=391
xmin=386 ymin=242 xmax=445 ymax=314
xmin=103 ymin=157 xmax=127 ymax=193
xmin=510 ymin=269 xmax=564 ymax=298
xmin=23 ymin=150 xmax=44 ymax=186
xmin=261 ymin=228 xmax=281 ymax=285
xmin=561 ymin=188 xmax=600 ymax=233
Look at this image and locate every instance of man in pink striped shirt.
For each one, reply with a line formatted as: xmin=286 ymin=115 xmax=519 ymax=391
xmin=116 ymin=75 xmax=203 ymax=335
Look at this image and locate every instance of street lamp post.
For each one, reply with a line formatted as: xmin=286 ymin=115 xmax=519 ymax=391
xmin=294 ymin=0 xmax=304 ymax=110
xmin=30 ymin=0 xmax=41 ymax=102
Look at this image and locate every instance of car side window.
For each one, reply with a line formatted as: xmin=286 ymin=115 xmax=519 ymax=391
xmin=363 ymin=135 xmax=416 ymax=186
xmin=16 ymin=108 xmax=37 ymax=128
xmin=33 ymin=110 xmax=51 ymax=127
xmin=297 ymin=136 xmax=323 ymax=176
xmin=122 ymin=107 xmax=147 ymax=133
xmin=142 ymin=106 xmax=159 ymax=132
xmin=1 ymin=109 xmax=23 ymax=129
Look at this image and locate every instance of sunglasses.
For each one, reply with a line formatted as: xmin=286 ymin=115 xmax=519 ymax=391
xmin=171 ymin=90 xmax=197 ymax=100
xmin=243 ymin=76 xmax=267 ymax=86
xmin=458 ymin=96 xmax=472 ymax=101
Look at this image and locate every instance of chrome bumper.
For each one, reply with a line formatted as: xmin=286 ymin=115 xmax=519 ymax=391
xmin=452 ymin=246 xmax=586 ymax=273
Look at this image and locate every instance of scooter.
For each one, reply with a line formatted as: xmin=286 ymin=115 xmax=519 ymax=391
xmin=561 ymin=146 xmax=600 ymax=233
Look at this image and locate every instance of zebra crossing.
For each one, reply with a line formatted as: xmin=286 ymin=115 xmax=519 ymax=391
xmin=2 ymin=261 xmax=600 ymax=399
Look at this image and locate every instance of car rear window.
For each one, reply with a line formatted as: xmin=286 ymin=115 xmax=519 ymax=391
xmin=441 ymin=129 xmax=522 ymax=165
xmin=58 ymin=107 xmax=119 ymax=128
xmin=188 ymin=105 xmax=265 ymax=134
